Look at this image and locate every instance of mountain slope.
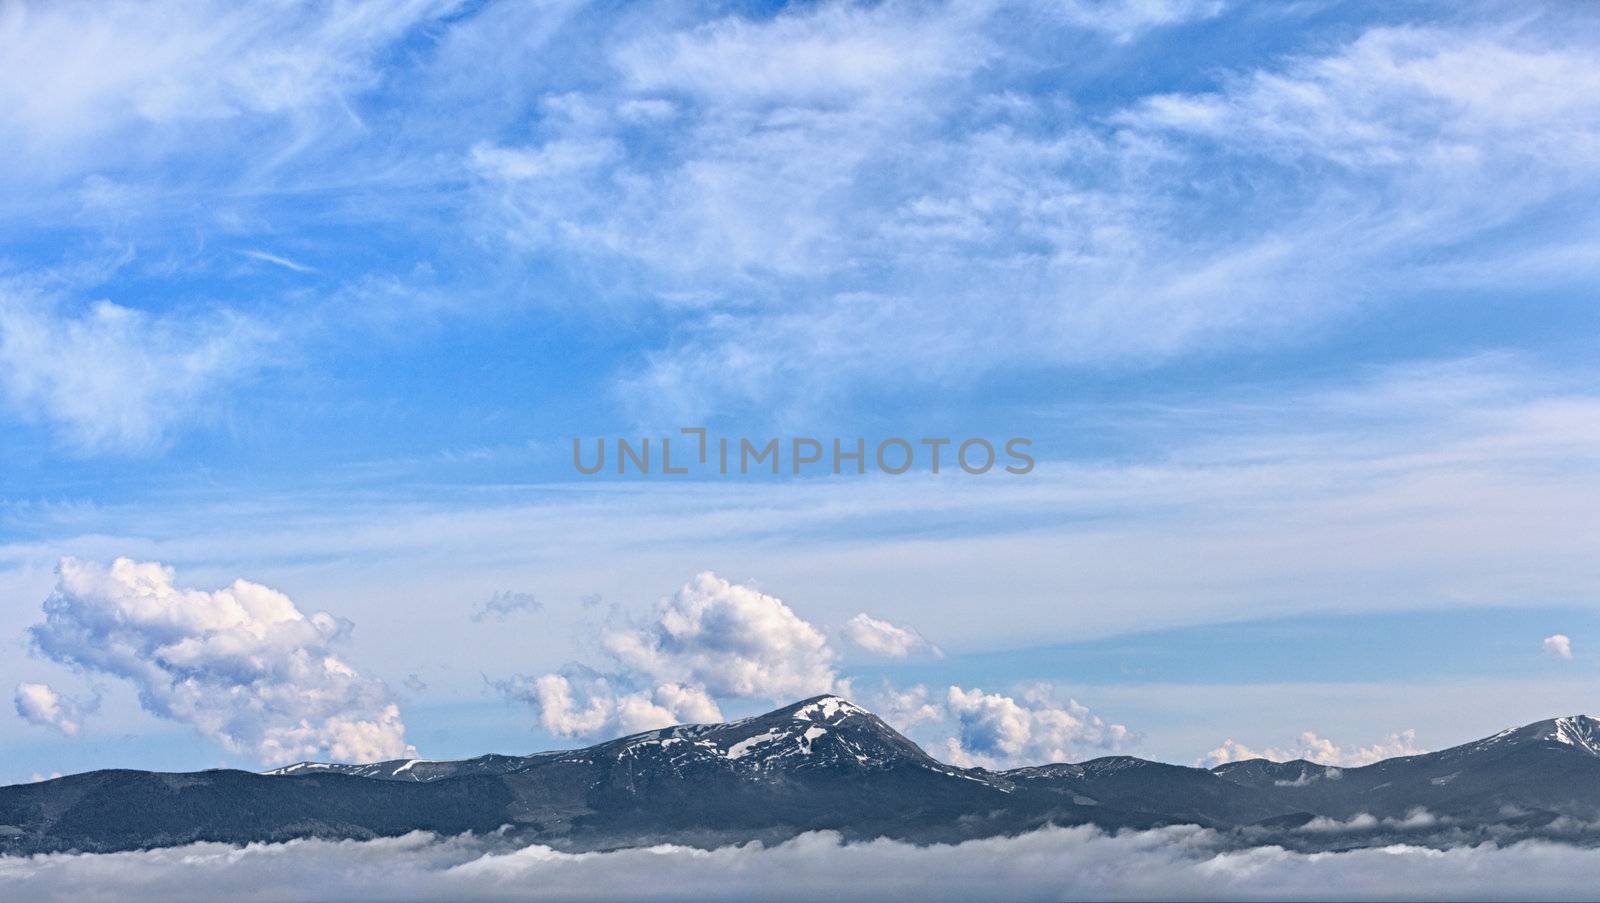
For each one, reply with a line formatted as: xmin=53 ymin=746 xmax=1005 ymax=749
xmin=6 ymin=699 xmax=1600 ymax=856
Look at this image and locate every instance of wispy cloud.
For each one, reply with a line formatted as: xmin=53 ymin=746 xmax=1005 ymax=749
xmin=0 ymin=279 xmax=273 ymax=453
xmin=0 ymin=0 xmax=463 ymax=181
xmin=239 ymin=249 xmax=317 ymax=274
xmin=469 ymin=7 xmax=1600 ymax=420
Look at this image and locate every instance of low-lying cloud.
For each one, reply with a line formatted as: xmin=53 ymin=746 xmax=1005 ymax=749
xmin=6 ymin=825 xmax=1600 ymax=902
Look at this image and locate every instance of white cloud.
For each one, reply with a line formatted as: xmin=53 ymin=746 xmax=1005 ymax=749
xmin=1055 ymin=0 xmax=1224 ymax=41
xmin=841 ymin=613 xmax=939 ymax=658
xmin=12 ymin=682 xmax=88 ymax=736
xmin=22 ymin=557 xmax=411 ymax=765
xmin=868 ymin=683 xmax=945 ymax=730
xmin=469 ymin=11 xmax=1600 ymax=420
xmin=494 ymin=670 xmax=722 ymax=739
xmin=14 ymin=825 xmax=1600 ymax=901
xmin=0 ymin=281 xmax=271 ymax=452
xmin=0 ymin=0 xmax=462 ymax=178
xmin=600 ymin=572 xmax=840 ymax=701
xmin=944 ymin=685 xmax=1130 ymax=768
xmin=1203 ymin=729 xmax=1424 ymax=768
xmin=1543 ymin=634 xmax=1573 ymax=660
xmin=613 ymin=1 xmax=977 ymax=106
xmin=495 ymin=573 xmax=1117 ymax=763
xmin=1125 ymin=25 xmax=1600 ymax=168
xmin=501 ymin=572 xmax=842 ymax=739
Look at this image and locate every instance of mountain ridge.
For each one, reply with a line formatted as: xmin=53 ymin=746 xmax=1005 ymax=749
xmin=7 ymin=697 xmax=1600 ymax=856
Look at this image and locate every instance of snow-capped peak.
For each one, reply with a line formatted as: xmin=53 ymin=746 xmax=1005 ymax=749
xmin=1547 ymin=716 xmax=1600 ymax=755
xmin=790 ymin=695 xmax=870 ymax=723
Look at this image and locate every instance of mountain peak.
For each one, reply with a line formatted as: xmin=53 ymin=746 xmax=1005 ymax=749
xmin=777 ymin=694 xmax=873 ymax=723
xmin=1534 ymin=715 xmax=1600 ymax=754
xmin=592 ymin=694 xmax=935 ymax=773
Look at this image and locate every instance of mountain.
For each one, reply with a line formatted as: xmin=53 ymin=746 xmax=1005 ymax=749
xmin=6 ymin=698 xmax=1600 ymax=856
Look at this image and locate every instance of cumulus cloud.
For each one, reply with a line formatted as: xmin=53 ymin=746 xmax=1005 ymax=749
xmin=11 ymin=825 xmax=1600 ymax=901
xmin=841 ymin=613 xmax=940 ymax=658
xmin=12 ymin=682 xmax=91 ymax=736
xmin=500 ymin=572 xmax=841 ymax=739
xmin=0 ymin=282 xmax=271 ymax=452
xmin=868 ymin=683 xmax=945 ymax=730
xmin=493 ymin=669 xmax=723 ymax=739
xmin=603 ymin=572 xmax=839 ymax=700
xmin=943 ymin=685 xmax=1130 ymax=769
xmin=471 ymin=591 xmax=543 ymax=622
xmin=1544 ymin=634 xmax=1574 ymax=659
xmin=495 ymin=574 xmax=1127 ymax=762
xmin=1203 ymin=729 xmax=1424 ymax=768
xmin=22 ymin=557 xmax=412 ymax=765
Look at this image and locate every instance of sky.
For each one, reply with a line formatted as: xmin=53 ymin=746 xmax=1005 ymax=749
xmin=2 ymin=0 xmax=1600 ymax=785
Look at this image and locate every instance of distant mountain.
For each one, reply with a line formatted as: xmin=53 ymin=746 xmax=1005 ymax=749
xmin=6 ymin=698 xmax=1600 ymax=856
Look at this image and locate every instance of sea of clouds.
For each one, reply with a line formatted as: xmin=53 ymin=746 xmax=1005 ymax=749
xmin=4 ymin=825 xmax=1600 ymax=902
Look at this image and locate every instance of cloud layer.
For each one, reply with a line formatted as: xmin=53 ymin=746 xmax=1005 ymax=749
xmin=21 ymin=557 xmax=411 ymax=765
xmin=9 ymin=825 xmax=1600 ymax=902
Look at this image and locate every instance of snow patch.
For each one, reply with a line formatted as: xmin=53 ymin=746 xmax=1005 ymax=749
xmin=793 ymin=697 xmax=867 ymax=723
xmin=727 ymin=730 xmax=784 ymax=760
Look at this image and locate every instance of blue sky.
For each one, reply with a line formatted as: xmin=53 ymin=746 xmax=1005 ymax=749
xmin=3 ymin=0 xmax=1600 ymax=782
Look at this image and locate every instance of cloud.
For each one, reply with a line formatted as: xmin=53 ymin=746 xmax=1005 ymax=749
xmin=238 ymin=249 xmax=317 ymax=274
xmin=12 ymin=682 xmax=90 ymax=736
xmin=868 ymin=683 xmax=945 ymax=730
xmin=21 ymin=557 xmax=411 ymax=765
xmin=1124 ymin=25 xmax=1600 ymax=169
xmin=943 ymin=685 xmax=1130 ymax=768
xmin=471 ymin=591 xmax=543 ymax=623
xmin=1543 ymin=634 xmax=1574 ymax=660
xmin=499 ymin=572 xmax=841 ymax=739
xmin=599 ymin=572 xmax=840 ymax=701
xmin=493 ymin=573 xmax=1126 ymax=763
xmin=841 ymin=613 xmax=940 ymax=658
xmin=1203 ymin=729 xmax=1424 ymax=768
xmin=0 ymin=0 xmax=462 ymax=178
xmin=1055 ymin=0 xmax=1224 ymax=41
xmin=468 ymin=9 xmax=1600 ymax=420
xmin=13 ymin=825 xmax=1600 ymax=901
xmin=494 ymin=669 xmax=723 ymax=739
xmin=0 ymin=281 xmax=271 ymax=452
